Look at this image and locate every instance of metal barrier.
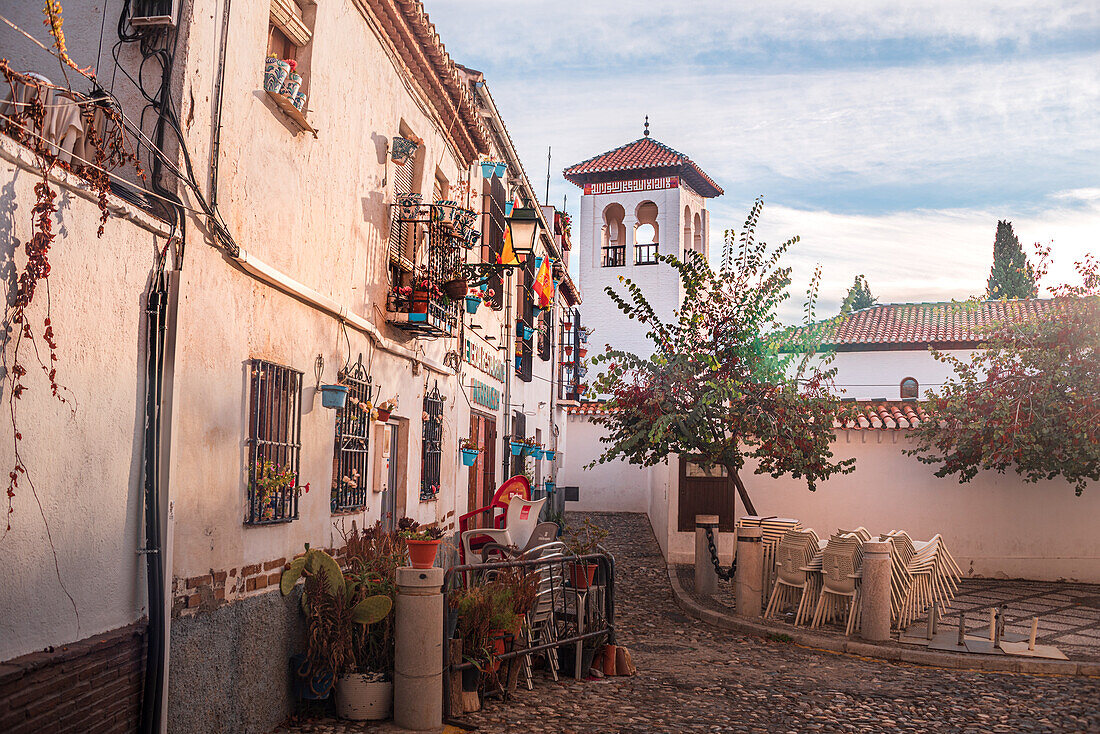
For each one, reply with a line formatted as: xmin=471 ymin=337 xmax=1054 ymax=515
xmin=442 ymin=549 xmax=615 ymax=708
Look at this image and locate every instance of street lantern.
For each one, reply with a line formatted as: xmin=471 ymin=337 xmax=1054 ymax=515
xmin=507 ymin=207 xmax=539 ymax=258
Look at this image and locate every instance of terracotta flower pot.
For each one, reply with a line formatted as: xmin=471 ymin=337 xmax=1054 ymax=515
xmin=412 ymin=290 xmax=429 ymax=314
xmin=406 ymin=538 xmax=441 ymax=569
xmin=443 ymin=278 xmax=468 ymax=299
xmin=376 ymin=408 xmax=391 ymax=422
xmin=570 ymin=561 xmax=597 ymax=589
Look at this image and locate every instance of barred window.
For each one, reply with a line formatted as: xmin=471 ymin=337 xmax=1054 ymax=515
xmin=420 ymin=383 xmax=443 ymax=501
xmin=247 ymin=360 xmax=303 ymax=524
xmin=538 ymin=308 xmax=551 ymax=361
xmin=331 ymin=358 xmax=372 ymax=513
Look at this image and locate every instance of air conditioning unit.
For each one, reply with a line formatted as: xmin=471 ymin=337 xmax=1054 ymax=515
xmin=130 ymin=0 xmax=178 ymax=28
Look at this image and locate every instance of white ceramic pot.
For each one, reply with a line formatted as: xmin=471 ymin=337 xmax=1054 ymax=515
xmin=335 ymin=674 xmax=392 ymax=721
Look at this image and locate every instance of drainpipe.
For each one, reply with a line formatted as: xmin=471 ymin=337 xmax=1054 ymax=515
xmin=501 ymin=267 xmax=514 ymax=479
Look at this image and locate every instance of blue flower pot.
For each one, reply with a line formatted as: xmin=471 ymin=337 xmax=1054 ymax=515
xmin=465 ymin=296 xmax=480 ymax=314
xmin=544 ymin=450 xmax=556 ymax=461
xmin=461 ymin=448 xmax=479 ymax=466
xmin=319 ymin=384 xmax=349 ymax=409
xmin=481 ymin=161 xmax=496 ymax=178
xmin=510 ymin=441 xmax=524 ymax=456
xmin=504 ymin=201 xmax=514 ymax=217
xmin=495 ymin=162 xmax=507 ymax=178
xmin=290 ymin=653 xmax=333 ymax=700
xmin=544 ymin=480 xmax=555 ymax=493
xmin=522 ymin=325 xmax=534 ymax=339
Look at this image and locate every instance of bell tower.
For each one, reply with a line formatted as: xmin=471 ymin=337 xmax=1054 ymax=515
xmin=562 ymin=121 xmax=724 ymax=366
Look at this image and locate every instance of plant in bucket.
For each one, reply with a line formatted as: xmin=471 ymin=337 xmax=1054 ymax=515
xmin=397 ymin=517 xmax=445 ymax=568
xmin=522 ymin=436 xmax=541 ymax=457
xmin=320 ymin=383 xmax=349 ymax=409
xmin=509 ymin=438 xmax=524 ymax=456
xmin=280 ymin=545 xmax=393 ymax=708
xmin=564 ymin=518 xmax=609 ymax=590
xmin=460 ymin=437 xmax=480 ymax=467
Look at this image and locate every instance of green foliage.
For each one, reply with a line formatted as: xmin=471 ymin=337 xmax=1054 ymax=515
xmin=986 ymin=220 xmax=1037 ymax=299
xmin=840 ymin=274 xmax=877 ymax=312
xmin=452 ymin=568 xmax=538 ymax=673
xmin=564 ymin=517 xmax=609 ymax=555
xmin=909 ymin=250 xmax=1099 ymax=495
xmin=589 ymin=199 xmax=855 ymax=510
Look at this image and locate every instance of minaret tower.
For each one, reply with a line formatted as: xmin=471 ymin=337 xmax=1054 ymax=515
xmin=562 ymin=119 xmax=724 ymax=365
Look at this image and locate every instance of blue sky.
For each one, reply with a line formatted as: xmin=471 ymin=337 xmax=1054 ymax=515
xmin=426 ymin=1 xmax=1100 ymax=318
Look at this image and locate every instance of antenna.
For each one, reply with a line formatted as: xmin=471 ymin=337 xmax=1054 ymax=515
xmin=545 ymin=146 xmax=551 ymax=203
xmin=644 ymin=114 xmax=650 ymax=137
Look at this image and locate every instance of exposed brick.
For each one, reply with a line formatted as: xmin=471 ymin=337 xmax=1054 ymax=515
xmin=229 ymin=567 xmax=237 ymax=577
xmin=212 ymin=570 xmax=228 ymax=583
xmin=245 ymin=577 xmax=258 ymax=592
xmin=253 ymin=574 xmax=269 ymax=590
xmin=241 ymin=563 xmax=261 ymax=576
xmin=186 ymin=574 xmax=212 ymax=588
xmin=267 ymin=571 xmax=282 ymax=586
xmin=264 ymin=557 xmax=287 ymax=571
xmin=214 ymin=587 xmax=226 ymax=601
xmin=187 ymin=593 xmax=202 ymax=608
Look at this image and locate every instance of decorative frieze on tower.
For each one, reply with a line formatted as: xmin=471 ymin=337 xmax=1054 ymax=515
xmin=562 ymin=124 xmax=723 ymax=368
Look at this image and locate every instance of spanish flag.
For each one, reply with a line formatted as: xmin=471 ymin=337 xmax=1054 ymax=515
xmin=497 ymin=225 xmax=520 ymax=266
xmin=533 ymin=256 xmax=555 ymax=307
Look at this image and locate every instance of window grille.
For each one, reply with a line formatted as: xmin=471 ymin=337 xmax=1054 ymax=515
xmin=515 ymin=319 xmax=533 ymax=383
xmin=420 ymin=383 xmax=444 ymax=501
xmin=635 ymin=242 xmax=659 ymax=265
xmin=538 ymin=308 xmax=551 ymax=361
xmin=331 ymin=357 xmax=372 ymax=512
xmin=246 ymin=360 xmax=303 ymax=524
xmin=601 ymin=244 xmax=626 ymax=267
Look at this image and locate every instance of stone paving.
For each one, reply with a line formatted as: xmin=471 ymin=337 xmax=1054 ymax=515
xmin=277 ymin=512 xmax=1100 ymax=733
xmin=678 ymin=568 xmax=1100 ymax=663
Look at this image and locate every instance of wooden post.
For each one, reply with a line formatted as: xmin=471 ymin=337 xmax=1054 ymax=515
xmin=445 ymin=639 xmax=463 ymax=717
xmin=958 ymin=612 xmax=966 ymax=646
xmin=1029 ymin=617 xmax=1038 ymax=651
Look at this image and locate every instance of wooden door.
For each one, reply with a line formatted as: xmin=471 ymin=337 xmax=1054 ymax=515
xmin=677 ymin=458 xmax=736 ymax=532
xmin=466 ymin=412 xmax=497 ymax=527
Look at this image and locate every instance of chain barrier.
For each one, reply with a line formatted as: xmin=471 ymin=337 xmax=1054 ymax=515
xmin=703 ymin=525 xmax=736 ymax=581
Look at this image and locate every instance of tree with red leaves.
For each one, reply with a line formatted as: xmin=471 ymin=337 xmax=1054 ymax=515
xmin=908 ymin=247 xmax=1100 ymax=495
xmin=589 ymin=199 xmax=855 ymax=514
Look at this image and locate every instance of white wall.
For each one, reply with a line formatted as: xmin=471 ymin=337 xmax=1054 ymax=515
xmin=0 ymin=140 xmax=169 ymax=660
xmin=830 ymin=349 xmax=974 ymax=400
xmin=559 ymin=413 xmax=650 ymax=513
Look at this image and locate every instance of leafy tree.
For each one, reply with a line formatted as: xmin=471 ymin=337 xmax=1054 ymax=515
xmin=986 ymin=220 xmax=1037 ymax=299
xmin=589 ymin=200 xmax=855 ymax=514
xmin=840 ymin=274 xmax=877 ymax=313
xmin=909 ymin=249 xmax=1099 ymax=495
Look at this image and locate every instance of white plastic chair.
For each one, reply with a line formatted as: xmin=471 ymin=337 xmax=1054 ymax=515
xmin=460 ymin=496 xmax=546 ymax=565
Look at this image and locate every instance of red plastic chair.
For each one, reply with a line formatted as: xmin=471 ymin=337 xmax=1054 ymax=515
xmin=458 ymin=475 xmax=531 ymax=563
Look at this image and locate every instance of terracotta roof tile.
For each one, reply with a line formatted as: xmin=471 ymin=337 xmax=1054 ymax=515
xmin=823 ymin=299 xmax=1056 ymax=348
xmin=563 ymin=137 xmax=723 ymax=198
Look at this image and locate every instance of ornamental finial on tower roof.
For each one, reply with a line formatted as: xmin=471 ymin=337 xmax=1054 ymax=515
xmin=643 ymin=115 xmax=650 ymax=137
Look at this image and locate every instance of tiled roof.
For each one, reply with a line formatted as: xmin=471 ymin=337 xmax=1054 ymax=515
xmin=567 ymin=400 xmax=933 ymax=431
xmin=823 ymin=299 xmax=1056 ymax=349
xmin=562 ymin=137 xmax=723 ymax=198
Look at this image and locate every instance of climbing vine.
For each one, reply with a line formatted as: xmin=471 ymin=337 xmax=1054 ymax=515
xmin=1 ymin=14 xmax=144 ymax=529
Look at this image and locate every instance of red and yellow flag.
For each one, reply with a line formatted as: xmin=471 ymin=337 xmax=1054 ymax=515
xmin=497 ymin=226 xmax=520 ymax=266
xmin=533 ymin=256 xmax=555 ymax=307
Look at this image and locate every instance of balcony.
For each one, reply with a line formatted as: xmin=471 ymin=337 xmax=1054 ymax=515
xmin=601 ymin=244 xmax=625 ymax=267
xmin=635 ymin=242 xmax=659 ymax=265
xmin=387 ymin=204 xmax=463 ymax=337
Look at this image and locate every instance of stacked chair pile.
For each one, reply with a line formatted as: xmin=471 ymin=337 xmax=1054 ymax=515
xmin=763 ymin=529 xmax=825 ymax=626
xmin=809 ymin=532 xmax=866 ymax=635
xmin=879 ymin=530 xmax=962 ymax=629
xmin=736 ymin=516 xmax=802 ymax=603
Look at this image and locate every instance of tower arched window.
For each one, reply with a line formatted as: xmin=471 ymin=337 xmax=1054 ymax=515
xmin=900 ymin=377 xmax=919 ymax=400
xmin=635 ymin=201 xmax=659 ymax=265
xmin=601 ymin=203 xmax=626 ymax=267
xmin=693 ymin=212 xmax=703 ymax=257
xmin=683 ymin=205 xmax=692 ymax=260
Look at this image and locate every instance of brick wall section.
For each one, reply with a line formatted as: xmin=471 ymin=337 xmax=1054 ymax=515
xmin=0 ymin=621 xmax=146 ymax=734
xmin=172 ymin=547 xmax=350 ymax=619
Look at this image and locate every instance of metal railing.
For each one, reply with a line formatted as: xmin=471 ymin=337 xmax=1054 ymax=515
xmin=635 ymin=242 xmax=659 ymax=265
xmin=601 ymin=244 xmax=626 ymax=267
xmin=442 ymin=549 xmax=615 ymax=707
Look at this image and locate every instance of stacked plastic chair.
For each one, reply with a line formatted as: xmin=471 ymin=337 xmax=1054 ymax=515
xmin=763 ymin=529 xmax=824 ymax=626
xmin=810 ymin=532 xmax=866 ymax=636
xmin=880 ymin=530 xmax=962 ymax=628
xmin=737 ymin=516 xmax=802 ymax=606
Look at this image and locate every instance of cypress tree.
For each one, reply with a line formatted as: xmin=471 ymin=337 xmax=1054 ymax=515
xmin=841 ymin=274 xmax=877 ymax=313
xmin=986 ymin=220 xmax=1037 ymax=299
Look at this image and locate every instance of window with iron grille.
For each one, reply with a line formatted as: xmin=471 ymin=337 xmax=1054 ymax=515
xmin=515 ymin=319 xmax=533 ymax=382
xmin=331 ymin=358 xmax=372 ymax=512
xmin=420 ymin=383 xmax=443 ymax=501
xmin=538 ymin=308 xmax=551 ymax=361
xmin=483 ymin=177 xmax=507 ymax=310
xmin=246 ymin=360 xmax=303 ymax=524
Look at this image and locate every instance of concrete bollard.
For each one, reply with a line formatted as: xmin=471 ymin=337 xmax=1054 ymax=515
xmin=394 ymin=566 xmax=443 ymax=731
xmin=695 ymin=515 xmax=721 ymax=596
xmin=859 ymin=541 xmax=892 ymax=641
xmin=733 ymin=526 xmax=763 ymax=618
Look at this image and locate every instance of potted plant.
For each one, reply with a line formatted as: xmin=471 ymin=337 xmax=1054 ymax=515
xmin=509 ymin=439 xmax=524 ymax=456
xmin=495 ymin=161 xmax=507 ymax=178
xmin=480 ymin=160 xmax=497 ymax=179
xmin=264 ymin=54 xmax=290 ymax=93
xmin=464 ymin=294 xmax=481 ymax=315
xmin=280 ymin=59 xmax=302 ymax=98
xmin=391 ymin=133 xmax=421 ymax=164
xmin=452 ymin=568 xmax=537 ymax=685
xmin=544 ymin=449 xmax=556 ymax=461
xmin=397 ymin=517 xmax=445 ymax=568
xmin=280 ymin=546 xmax=393 ymax=705
xmin=251 ymin=458 xmax=300 ymax=521
xmin=320 ymin=383 xmax=349 ymax=409
xmin=442 ymin=273 xmax=468 ymax=300
xmin=544 ymin=478 xmax=555 ymax=494
xmin=460 ymin=437 xmax=480 ymax=467
xmin=522 ymin=437 xmax=541 ymax=457
xmin=292 ymin=88 xmax=308 ymax=111
xmin=564 ymin=518 xmax=609 ymax=590
xmin=375 ymin=400 xmax=395 ymax=422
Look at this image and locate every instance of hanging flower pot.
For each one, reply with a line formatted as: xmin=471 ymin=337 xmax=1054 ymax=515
xmin=264 ymin=56 xmax=291 ymax=93
xmin=504 ymin=201 xmax=514 ymax=217
xmin=521 ymin=325 xmax=534 ymax=339
xmin=510 ymin=441 xmax=524 ymax=456
xmin=397 ymin=192 xmax=422 ymax=220
xmin=544 ymin=479 xmax=555 ymax=493
xmin=495 ymin=162 xmax=507 ymax=178
xmin=319 ymin=384 xmax=349 ymax=409
xmin=544 ymin=450 xmax=556 ymax=461
xmin=464 ymin=295 xmax=480 ymax=314
xmin=443 ymin=277 xmax=468 ymax=299
xmin=391 ymin=135 xmax=420 ymax=164
xmin=578 ymin=347 xmax=588 ymax=358
xmin=480 ymin=161 xmax=496 ymax=178
xmin=405 ymin=539 xmax=441 ymax=569
xmin=292 ymin=89 xmax=308 ymax=111
xmin=376 ymin=408 xmax=392 ymax=422
xmin=460 ymin=448 xmax=480 ymax=467
xmin=467 ymin=229 xmax=482 ymax=247
xmin=564 ymin=346 xmax=572 ymax=356
xmin=434 ymin=200 xmax=459 ymax=230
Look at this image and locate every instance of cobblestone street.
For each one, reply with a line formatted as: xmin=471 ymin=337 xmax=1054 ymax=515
xmin=281 ymin=512 xmax=1100 ymax=733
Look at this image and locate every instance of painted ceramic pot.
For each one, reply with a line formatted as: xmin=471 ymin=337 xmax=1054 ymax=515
xmin=280 ymin=71 xmax=302 ymax=98
xmin=434 ymin=200 xmax=459 ymax=230
xmin=397 ymin=193 xmax=422 ymax=220
xmin=480 ymin=161 xmax=496 ymax=178
xmin=467 ymin=229 xmax=482 ymax=247
xmin=391 ymin=135 xmax=419 ymax=164
xmin=292 ymin=89 xmax=308 ymax=111
xmin=264 ymin=57 xmax=290 ymax=93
